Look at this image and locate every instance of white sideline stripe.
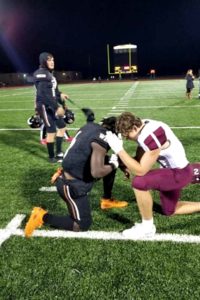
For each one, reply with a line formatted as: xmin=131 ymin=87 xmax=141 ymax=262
xmin=11 ymin=228 xmax=200 ymax=244
xmin=1 ymin=126 xmax=200 ymax=132
xmin=0 ymin=108 xmax=33 ymax=111
xmin=0 ymin=214 xmax=26 ymax=246
xmin=0 ymin=127 xmax=80 ymax=131
xmin=1 ymin=214 xmax=200 ymax=246
xmin=39 ymin=186 xmax=57 ymax=192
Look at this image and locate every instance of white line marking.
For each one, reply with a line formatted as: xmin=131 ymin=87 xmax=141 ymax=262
xmin=0 ymin=128 xmax=80 ymax=131
xmin=39 ymin=186 xmax=57 ymax=192
xmin=13 ymin=228 xmax=200 ymax=244
xmin=0 ymin=214 xmax=26 ymax=246
xmin=0 ymin=109 xmax=33 ymax=111
xmin=1 ymin=105 xmax=200 ymax=112
xmin=1 ymin=214 xmax=200 ymax=246
xmin=1 ymin=126 xmax=200 ymax=132
xmin=108 ymin=82 xmax=139 ymax=116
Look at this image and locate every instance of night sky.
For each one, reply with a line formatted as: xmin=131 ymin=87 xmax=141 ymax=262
xmin=0 ymin=0 xmax=200 ymax=77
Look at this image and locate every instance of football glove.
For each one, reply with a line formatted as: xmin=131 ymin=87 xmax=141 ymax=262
xmin=109 ymin=154 xmax=119 ymax=169
xmin=106 ymin=131 xmax=123 ymax=154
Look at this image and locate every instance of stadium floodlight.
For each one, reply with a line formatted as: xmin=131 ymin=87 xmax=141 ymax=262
xmin=113 ymin=44 xmax=137 ymax=50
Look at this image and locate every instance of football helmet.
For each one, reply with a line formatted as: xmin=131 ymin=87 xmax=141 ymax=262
xmin=100 ymin=116 xmax=116 ymax=133
xmin=64 ymin=109 xmax=75 ymax=124
xmin=27 ymin=115 xmax=43 ymax=128
xmin=82 ymin=108 xmax=95 ymax=122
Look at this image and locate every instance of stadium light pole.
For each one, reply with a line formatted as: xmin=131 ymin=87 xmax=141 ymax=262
xmin=107 ymin=44 xmax=111 ymax=75
xmin=129 ymin=47 xmax=132 ymax=73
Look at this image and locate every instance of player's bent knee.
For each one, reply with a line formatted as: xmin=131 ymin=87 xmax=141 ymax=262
xmin=78 ymin=218 xmax=92 ymax=231
xmin=132 ymin=176 xmax=148 ymax=190
xmin=162 ymin=208 xmax=175 ymax=216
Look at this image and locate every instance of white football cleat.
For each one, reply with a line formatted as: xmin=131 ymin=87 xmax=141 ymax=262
xmin=122 ymin=223 xmax=156 ymax=239
xmin=56 ymin=152 xmax=64 ymax=158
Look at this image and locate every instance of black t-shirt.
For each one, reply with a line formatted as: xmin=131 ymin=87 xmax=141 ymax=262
xmin=62 ymin=122 xmax=109 ymax=182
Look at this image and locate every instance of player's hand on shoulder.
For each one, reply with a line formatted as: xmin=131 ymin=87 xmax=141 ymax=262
xmin=106 ymin=131 xmax=123 ymax=154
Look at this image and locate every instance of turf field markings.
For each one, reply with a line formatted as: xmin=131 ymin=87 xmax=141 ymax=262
xmin=0 ymin=91 xmax=34 ymax=97
xmin=0 ymin=127 xmax=80 ymax=131
xmin=1 ymin=105 xmax=200 ymax=112
xmin=0 ymin=108 xmax=34 ymax=111
xmin=0 ymin=214 xmax=25 ymax=246
xmin=125 ymin=105 xmax=200 ymax=108
xmin=2 ymin=214 xmax=200 ymax=246
xmin=39 ymin=186 xmax=57 ymax=192
xmin=2 ymin=126 xmax=200 ymax=132
xmin=108 ymin=82 xmax=139 ymax=115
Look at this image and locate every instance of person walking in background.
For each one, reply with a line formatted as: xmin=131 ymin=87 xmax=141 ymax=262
xmin=186 ymin=69 xmax=195 ymax=99
xmin=34 ymin=52 xmax=69 ymax=163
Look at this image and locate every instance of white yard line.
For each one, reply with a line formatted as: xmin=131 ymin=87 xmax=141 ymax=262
xmin=0 ymin=214 xmax=26 ymax=246
xmin=108 ymin=82 xmax=139 ymax=115
xmin=1 ymin=214 xmax=200 ymax=246
xmin=0 ymin=127 xmax=80 ymax=131
xmin=0 ymin=109 xmax=33 ymax=111
xmin=1 ymin=105 xmax=200 ymax=112
xmin=1 ymin=126 xmax=200 ymax=132
xmin=39 ymin=186 xmax=57 ymax=192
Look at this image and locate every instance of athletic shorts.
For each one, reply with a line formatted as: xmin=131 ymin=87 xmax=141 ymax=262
xmin=132 ymin=164 xmax=193 ymax=215
xmin=38 ymin=105 xmax=66 ymax=133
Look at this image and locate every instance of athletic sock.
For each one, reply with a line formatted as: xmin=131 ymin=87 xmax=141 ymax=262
xmin=56 ymin=136 xmax=63 ymax=154
xmin=47 ymin=142 xmax=55 ymax=158
xmin=142 ymin=218 xmax=154 ymax=228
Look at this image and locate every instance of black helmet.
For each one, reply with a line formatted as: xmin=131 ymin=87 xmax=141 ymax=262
xmin=100 ymin=116 xmax=116 ymax=133
xmin=81 ymin=108 xmax=95 ymax=122
xmin=64 ymin=109 xmax=75 ymax=124
xmin=27 ymin=115 xmax=43 ymax=128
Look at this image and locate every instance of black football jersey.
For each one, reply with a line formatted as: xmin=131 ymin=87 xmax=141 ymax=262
xmin=62 ymin=122 xmax=110 ymax=182
xmin=34 ymin=67 xmax=61 ymax=112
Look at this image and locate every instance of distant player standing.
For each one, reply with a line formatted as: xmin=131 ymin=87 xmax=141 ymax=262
xmin=185 ymin=69 xmax=195 ymax=99
xmin=34 ymin=52 xmax=69 ymax=163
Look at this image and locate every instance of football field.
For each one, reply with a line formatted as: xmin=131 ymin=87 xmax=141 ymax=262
xmin=1 ymin=79 xmax=200 ymax=299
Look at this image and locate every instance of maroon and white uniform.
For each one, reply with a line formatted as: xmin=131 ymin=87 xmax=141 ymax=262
xmin=132 ymin=119 xmax=194 ymax=215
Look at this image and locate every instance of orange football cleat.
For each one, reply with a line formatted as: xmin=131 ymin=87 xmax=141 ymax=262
xmin=100 ymin=198 xmax=128 ymax=210
xmin=24 ymin=207 xmax=47 ymax=238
